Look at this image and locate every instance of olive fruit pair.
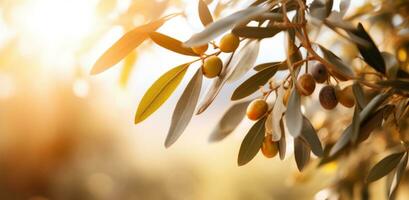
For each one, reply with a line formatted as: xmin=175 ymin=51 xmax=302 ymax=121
xmin=319 ymin=85 xmax=355 ymax=110
xmin=193 ymin=33 xmax=240 ymax=55
xmin=261 ymin=134 xmax=278 ymax=158
xmin=198 ymin=33 xmax=240 ymax=78
xmin=296 ymin=63 xmax=329 ymax=96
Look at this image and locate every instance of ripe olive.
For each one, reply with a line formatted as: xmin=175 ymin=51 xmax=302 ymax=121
xmin=192 ymin=44 xmax=208 ymax=55
xmin=311 ymin=63 xmax=328 ymax=83
xmin=219 ymin=33 xmax=240 ymax=53
xmin=202 ymin=56 xmax=223 ymax=78
xmin=246 ymin=99 xmax=268 ymax=121
xmin=261 ymin=134 xmax=278 ymax=158
xmin=297 ymin=74 xmax=316 ymax=96
xmin=319 ymin=85 xmax=338 ymax=110
xmin=336 ymin=85 xmax=355 ymax=108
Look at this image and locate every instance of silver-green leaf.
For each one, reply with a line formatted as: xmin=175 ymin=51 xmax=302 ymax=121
xmin=165 ymin=68 xmax=203 ymax=147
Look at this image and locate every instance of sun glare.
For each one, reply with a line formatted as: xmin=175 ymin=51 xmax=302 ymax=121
xmin=15 ymin=0 xmax=97 ymax=50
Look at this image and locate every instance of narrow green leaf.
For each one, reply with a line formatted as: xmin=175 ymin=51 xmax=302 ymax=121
xmin=377 ymin=80 xmax=409 ymax=92
xmin=359 ymin=92 xmax=390 ymax=123
xmin=231 ymin=66 xmax=277 ymax=100
xmin=198 ymin=0 xmax=214 ymax=27
xmin=278 ymin=117 xmax=287 ymax=160
xmin=209 ymin=101 xmax=251 ymax=142
xmin=135 ymin=63 xmax=190 ymax=124
xmin=272 ymin=86 xmax=287 ymax=142
xmin=301 ymin=116 xmax=323 ymax=157
xmin=253 ymin=62 xmax=282 ymax=71
xmin=227 ymin=40 xmax=260 ymax=82
xmin=294 ymin=137 xmax=311 ymax=171
xmin=184 ymin=6 xmax=268 ymax=47
xmin=165 ymin=68 xmax=203 ymax=147
xmin=358 ymin=105 xmax=394 ymax=143
xmin=349 ymin=23 xmax=386 ymax=74
xmin=329 ymin=125 xmax=352 ymax=156
xmin=366 ymin=152 xmax=405 ymax=183
xmin=350 ymin=105 xmax=361 ymax=143
xmin=285 ymin=88 xmax=303 ymax=137
xmin=91 ymin=19 xmax=165 ymax=75
xmin=238 ymin=116 xmax=267 ymax=166
xmin=352 ymin=82 xmax=367 ymax=109
xmin=389 ymin=153 xmax=408 ymax=200
xmin=149 ymin=32 xmax=198 ymax=56
xmin=232 ymin=26 xmax=283 ymax=39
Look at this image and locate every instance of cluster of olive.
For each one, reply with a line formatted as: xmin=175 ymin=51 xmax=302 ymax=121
xmin=295 ymin=63 xmax=355 ymax=110
xmin=192 ymin=33 xmax=240 ymax=78
xmin=243 ymin=63 xmax=357 ymax=158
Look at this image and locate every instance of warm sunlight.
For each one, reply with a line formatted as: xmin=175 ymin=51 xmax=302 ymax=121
xmin=14 ymin=0 xmax=97 ymax=50
xmin=1 ymin=0 xmax=409 ymax=199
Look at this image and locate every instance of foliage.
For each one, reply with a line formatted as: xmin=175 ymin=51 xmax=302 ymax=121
xmin=92 ymin=0 xmax=409 ymax=199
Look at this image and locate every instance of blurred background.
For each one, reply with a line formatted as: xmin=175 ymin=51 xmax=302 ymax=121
xmin=0 ymin=0 xmax=404 ymax=199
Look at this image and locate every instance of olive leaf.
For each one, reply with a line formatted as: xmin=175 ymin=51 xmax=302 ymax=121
xmin=165 ymin=68 xmax=203 ymax=148
xmin=353 ymin=82 xmax=367 ymax=109
xmin=301 ymin=116 xmax=323 ymax=157
xmin=329 ymin=125 xmax=352 ymax=157
xmin=285 ymin=88 xmax=303 ymax=138
xmin=92 ymin=18 xmax=166 ymax=75
xmin=366 ymin=152 xmax=405 ymax=183
xmin=350 ymin=105 xmax=361 ymax=143
xmin=232 ymin=26 xmax=283 ymax=39
xmin=272 ymin=86 xmax=287 ymax=141
xmin=359 ymin=92 xmax=391 ymax=123
xmin=231 ymin=66 xmax=278 ymax=100
xmin=348 ymin=23 xmax=386 ymax=74
xmin=227 ymin=40 xmax=260 ymax=82
xmin=238 ymin=116 xmax=267 ymax=166
xmin=278 ymin=117 xmax=287 ymax=160
xmin=135 ymin=63 xmax=190 ymax=124
xmin=318 ymin=45 xmax=354 ymax=79
xmin=389 ymin=153 xmax=408 ymax=200
xmin=209 ymin=100 xmax=251 ymax=142
xmin=253 ymin=62 xmax=285 ymax=71
xmin=358 ymin=105 xmax=395 ymax=143
xmin=309 ymin=0 xmax=334 ymax=20
xmin=377 ymin=80 xmax=409 ymax=93
xmin=184 ymin=6 xmax=268 ymax=47
xmin=149 ymin=32 xmax=198 ymax=56
xmin=198 ymin=0 xmax=214 ymax=27
xmin=294 ymin=137 xmax=311 ymax=171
